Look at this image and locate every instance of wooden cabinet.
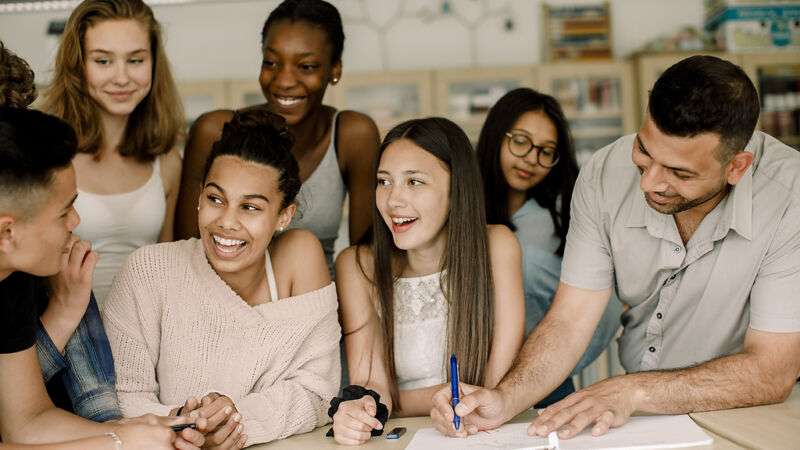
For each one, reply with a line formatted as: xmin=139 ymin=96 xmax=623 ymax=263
xmin=434 ymin=67 xmax=537 ymax=143
xmin=538 ymin=60 xmax=636 ymax=165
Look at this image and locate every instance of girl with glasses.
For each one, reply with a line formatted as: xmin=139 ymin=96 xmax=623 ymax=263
xmin=476 ymin=88 xmax=622 ymax=405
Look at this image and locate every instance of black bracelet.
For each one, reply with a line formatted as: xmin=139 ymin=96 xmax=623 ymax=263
xmin=327 ymin=385 xmax=389 ymax=437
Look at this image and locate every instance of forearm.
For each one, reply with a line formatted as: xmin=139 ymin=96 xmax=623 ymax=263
xmin=497 ymin=312 xmax=587 ymax=419
xmin=0 ymin=435 xmax=117 ymax=450
xmin=395 ymin=384 xmax=446 ymax=418
xmin=11 ymin=406 xmax=111 ymax=444
xmin=632 ymin=352 xmax=795 ymax=414
xmin=38 ymin=308 xmax=80 ymax=354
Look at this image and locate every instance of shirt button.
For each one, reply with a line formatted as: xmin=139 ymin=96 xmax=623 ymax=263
xmin=673 ymin=247 xmax=682 ymax=254
xmin=669 ymin=274 xmax=677 ymax=280
xmin=649 ymin=346 xmax=656 ymax=352
xmin=657 ymin=313 xmax=663 ymax=319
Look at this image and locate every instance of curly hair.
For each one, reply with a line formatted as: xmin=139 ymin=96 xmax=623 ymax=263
xmin=0 ymin=41 xmax=37 ymax=108
xmin=202 ymin=108 xmax=300 ymax=210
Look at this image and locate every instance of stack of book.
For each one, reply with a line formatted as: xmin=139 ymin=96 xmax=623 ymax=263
xmin=544 ymin=2 xmax=612 ymax=61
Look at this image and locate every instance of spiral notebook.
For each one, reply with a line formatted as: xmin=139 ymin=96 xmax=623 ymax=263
xmin=406 ymin=414 xmax=713 ymax=450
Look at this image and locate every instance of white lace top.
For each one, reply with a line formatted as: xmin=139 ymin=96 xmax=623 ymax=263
xmin=393 ymin=271 xmax=448 ymax=390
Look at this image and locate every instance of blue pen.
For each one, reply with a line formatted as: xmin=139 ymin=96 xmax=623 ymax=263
xmin=450 ymin=353 xmax=460 ymax=430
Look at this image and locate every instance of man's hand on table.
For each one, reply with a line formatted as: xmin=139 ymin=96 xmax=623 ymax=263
xmin=530 ymin=375 xmax=640 ymax=439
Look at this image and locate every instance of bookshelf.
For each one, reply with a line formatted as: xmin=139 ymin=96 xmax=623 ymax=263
xmin=739 ymin=53 xmax=800 ymax=150
xmin=434 ymin=67 xmax=537 ymax=143
xmin=543 ymin=2 xmax=612 ymax=62
xmin=538 ymin=61 xmax=636 ymax=165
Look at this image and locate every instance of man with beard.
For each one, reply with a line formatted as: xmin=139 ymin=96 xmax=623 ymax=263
xmin=430 ymin=55 xmax=800 ymax=440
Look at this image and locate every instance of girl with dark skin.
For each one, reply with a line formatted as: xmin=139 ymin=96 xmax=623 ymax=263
xmin=175 ymin=0 xmax=380 ymax=267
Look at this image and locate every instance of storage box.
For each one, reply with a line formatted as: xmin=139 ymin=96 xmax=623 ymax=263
xmin=704 ymin=3 xmax=800 ymax=52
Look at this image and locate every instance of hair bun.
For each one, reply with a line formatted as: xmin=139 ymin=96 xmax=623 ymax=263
xmin=229 ymin=106 xmax=292 ymax=143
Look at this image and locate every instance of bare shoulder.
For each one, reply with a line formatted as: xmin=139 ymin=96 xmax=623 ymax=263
xmin=188 ymin=110 xmax=235 ymax=143
xmin=487 ymin=224 xmax=521 ymax=257
xmin=335 ymin=244 xmax=374 ymax=283
xmin=336 ymin=111 xmax=380 ymax=155
xmin=270 ymin=229 xmax=330 ymax=295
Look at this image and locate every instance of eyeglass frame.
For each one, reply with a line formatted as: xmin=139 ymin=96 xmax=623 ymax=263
xmin=504 ymin=131 xmax=560 ymax=168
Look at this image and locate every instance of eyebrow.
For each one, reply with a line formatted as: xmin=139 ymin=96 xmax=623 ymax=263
xmin=510 ymin=129 xmax=557 ymax=146
xmin=635 ymin=135 xmax=699 ymax=176
xmin=264 ymin=47 xmax=316 ymax=59
xmin=377 ymin=169 xmax=430 ymax=176
xmin=87 ymin=48 xmax=148 ymax=55
xmin=61 ymin=193 xmax=78 ymax=212
xmin=204 ymin=182 xmax=270 ymax=203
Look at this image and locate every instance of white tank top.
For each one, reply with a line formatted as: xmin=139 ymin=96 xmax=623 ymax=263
xmin=74 ymin=158 xmax=165 ymax=307
xmin=393 ymin=271 xmax=448 ymax=390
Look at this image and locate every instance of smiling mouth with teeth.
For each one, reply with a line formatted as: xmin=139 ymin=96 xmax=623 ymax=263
xmin=392 ymin=217 xmax=417 ymax=224
xmin=212 ymin=234 xmax=247 ymax=253
xmin=274 ymin=95 xmax=304 ymax=107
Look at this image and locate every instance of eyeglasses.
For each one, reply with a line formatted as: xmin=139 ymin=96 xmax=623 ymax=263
xmin=504 ymin=132 xmax=560 ymax=168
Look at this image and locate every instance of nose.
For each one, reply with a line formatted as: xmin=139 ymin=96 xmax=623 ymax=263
xmin=386 ymin=184 xmax=406 ymax=209
xmin=639 ymin=162 xmax=670 ymax=193
xmin=112 ymin=60 xmax=131 ymax=86
xmin=216 ymin=204 xmax=240 ymax=231
xmin=274 ymin=64 xmax=296 ymax=89
xmin=67 ymin=208 xmax=80 ymax=231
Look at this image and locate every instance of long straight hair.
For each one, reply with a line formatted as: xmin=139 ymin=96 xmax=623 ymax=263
xmin=360 ymin=117 xmax=494 ymax=411
xmin=476 ymin=88 xmax=578 ymax=255
xmin=43 ymin=0 xmax=183 ymax=161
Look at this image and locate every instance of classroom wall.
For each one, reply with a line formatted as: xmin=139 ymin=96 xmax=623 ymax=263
xmin=0 ymin=0 xmax=704 ymax=83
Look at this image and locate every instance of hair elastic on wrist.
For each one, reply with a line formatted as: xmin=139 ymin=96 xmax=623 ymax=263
xmin=327 ymin=385 xmax=389 ymax=437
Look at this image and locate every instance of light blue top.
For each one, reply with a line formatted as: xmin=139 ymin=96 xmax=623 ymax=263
xmin=512 ymin=197 xmax=622 ymax=373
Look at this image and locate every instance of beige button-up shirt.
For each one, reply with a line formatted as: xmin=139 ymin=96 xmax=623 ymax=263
xmin=561 ymin=132 xmax=800 ymax=373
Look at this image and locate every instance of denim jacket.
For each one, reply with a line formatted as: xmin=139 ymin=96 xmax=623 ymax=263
xmin=35 ymin=294 xmax=122 ymax=422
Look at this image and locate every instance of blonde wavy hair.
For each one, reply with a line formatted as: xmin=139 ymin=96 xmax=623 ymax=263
xmin=42 ymin=0 xmax=183 ymax=161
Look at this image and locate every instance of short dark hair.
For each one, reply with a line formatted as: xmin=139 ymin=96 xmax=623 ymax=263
xmin=261 ymin=0 xmax=345 ymax=63
xmin=476 ymin=88 xmax=579 ymax=256
xmin=0 ymin=40 xmax=37 ymax=108
xmin=0 ymin=107 xmax=76 ymax=216
xmin=648 ymin=55 xmax=759 ymax=160
xmin=202 ymin=108 xmax=300 ymax=210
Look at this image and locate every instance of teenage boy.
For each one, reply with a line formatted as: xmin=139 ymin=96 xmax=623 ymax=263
xmin=0 ymin=106 xmax=204 ymax=449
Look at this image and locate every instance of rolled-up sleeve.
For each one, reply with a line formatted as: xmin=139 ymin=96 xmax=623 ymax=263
xmin=560 ymin=157 xmax=615 ymax=291
xmin=749 ymin=200 xmax=800 ymax=332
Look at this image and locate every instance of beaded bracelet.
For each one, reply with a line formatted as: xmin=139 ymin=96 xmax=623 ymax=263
xmin=105 ymin=431 xmax=123 ymax=450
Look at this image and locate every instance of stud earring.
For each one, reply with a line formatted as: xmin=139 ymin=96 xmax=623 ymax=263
xmin=278 ymin=226 xmax=285 ymax=232
xmin=196 ymin=205 xmax=200 ymax=211
xmin=331 ymin=77 xmax=339 ymax=85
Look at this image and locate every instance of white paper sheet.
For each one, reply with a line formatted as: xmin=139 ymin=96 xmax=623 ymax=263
xmin=406 ymin=414 xmax=713 ymax=450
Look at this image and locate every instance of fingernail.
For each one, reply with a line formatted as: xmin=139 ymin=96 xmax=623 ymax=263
xmin=189 ymin=410 xmax=199 ymax=418
xmin=236 ymin=424 xmax=243 ymax=433
xmin=224 ymin=406 xmax=232 ymax=414
xmin=375 ymin=422 xmax=383 ymax=430
xmin=233 ymin=413 xmax=241 ymax=422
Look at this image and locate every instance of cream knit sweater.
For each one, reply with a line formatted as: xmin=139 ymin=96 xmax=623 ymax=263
xmin=102 ymin=239 xmax=341 ymax=446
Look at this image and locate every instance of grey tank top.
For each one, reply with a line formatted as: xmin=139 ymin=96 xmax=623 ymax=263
xmin=287 ymin=111 xmax=346 ymax=273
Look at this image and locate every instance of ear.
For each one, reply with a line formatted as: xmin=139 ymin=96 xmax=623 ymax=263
xmin=725 ymin=151 xmax=754 ymax=186
xmin=330 ymin=60 xmax=342 ymax=86
xmin=277 ymin=203 xmax=297 ymax=230
xmin=0 ymin=215 xmax=17 ymax=254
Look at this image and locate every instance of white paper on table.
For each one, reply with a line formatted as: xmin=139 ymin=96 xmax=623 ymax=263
xmin=406 ymin=414 xmax=713 ymax=450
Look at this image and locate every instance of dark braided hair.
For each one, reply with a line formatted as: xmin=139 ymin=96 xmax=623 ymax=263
xmin=261 ymin=0 xmax=345 ymax=63
xmin=202 ymin=109 xmax=301 ymax=209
